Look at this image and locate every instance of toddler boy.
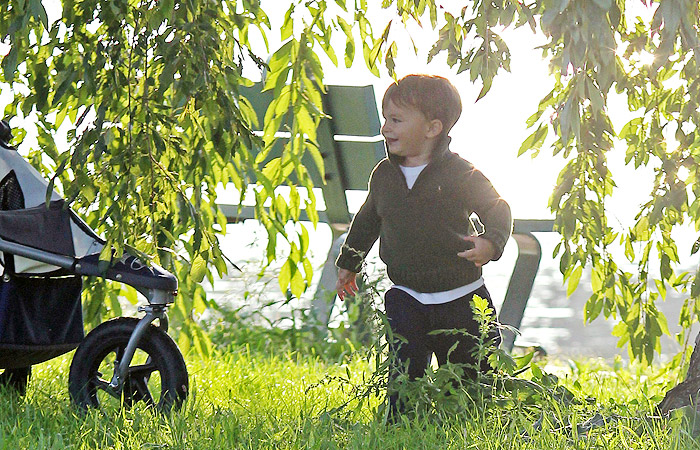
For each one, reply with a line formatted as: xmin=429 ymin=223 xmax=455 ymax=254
xmin=335 ymin=74 xmax=512 ymax=417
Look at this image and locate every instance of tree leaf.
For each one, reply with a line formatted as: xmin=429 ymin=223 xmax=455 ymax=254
xmin=692 ymin=266 xmax=700 ymax=298
xmin=518 ymin=124 xmax=548 ymax=156
xmin=476 ymin=77 xmax=492 ymax=102
xmin=29 ymin=0 xmax=49 ymax=30
xmin=190 ymin=255 xmax=207 ymax=284
xmin=567 ymin=265 xmax=583 ymax=297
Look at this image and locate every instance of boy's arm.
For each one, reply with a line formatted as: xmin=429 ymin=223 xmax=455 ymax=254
xmin=466 ymin=169 xmax=513 ymax=262
xmin=335 ymin=178 xmax=382 ymax=294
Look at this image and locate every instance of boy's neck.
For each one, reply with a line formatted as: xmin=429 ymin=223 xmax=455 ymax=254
xmin=402 ymin=135 xmax=446 ymax=166
xmin=402 ymin=153 xmax=431 ymax=167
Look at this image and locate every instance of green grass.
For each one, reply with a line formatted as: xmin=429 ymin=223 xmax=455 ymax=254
xmin=2 ymin=344 xmax=700 ymax=449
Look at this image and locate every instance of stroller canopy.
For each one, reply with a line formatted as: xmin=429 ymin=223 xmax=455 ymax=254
xmin=0 ymin=141 xmax=103 ymax=275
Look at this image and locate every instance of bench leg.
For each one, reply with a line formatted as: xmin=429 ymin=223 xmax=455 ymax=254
xmin=310 ymin=232 xmax=347 ymax=329
xmin=498 ymin=232 xmax=542 ymax=352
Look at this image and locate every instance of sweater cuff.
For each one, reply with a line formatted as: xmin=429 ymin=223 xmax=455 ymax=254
xmin=335 ymin=243 xmax=366 ymax=273
xmin=481 ymin=233 xmax=508 ymax=261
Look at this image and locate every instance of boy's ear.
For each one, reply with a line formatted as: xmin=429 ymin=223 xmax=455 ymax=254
xmin=426 ymin=119 xmax=443 ymax=139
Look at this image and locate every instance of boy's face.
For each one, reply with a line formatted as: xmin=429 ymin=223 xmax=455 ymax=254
xmin=381 ymin=100 xmax=441 ymax=166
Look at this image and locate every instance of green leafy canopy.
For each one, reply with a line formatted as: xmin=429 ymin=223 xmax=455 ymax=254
xmin=3 ymin=0 xmax=700 ymax=367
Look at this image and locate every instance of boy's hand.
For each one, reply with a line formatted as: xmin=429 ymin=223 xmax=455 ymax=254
xmin=336 ymin=269 xmax=359 ymax=300
xmin=458 ymin=236 xmax=495 ymax=267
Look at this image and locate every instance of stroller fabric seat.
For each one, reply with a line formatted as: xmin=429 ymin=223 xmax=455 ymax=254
xmin=0 ymin=200 xmax=75 ymax=257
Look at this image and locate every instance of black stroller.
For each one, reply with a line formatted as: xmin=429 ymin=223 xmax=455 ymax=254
xmin=0 ymin=120 xmax=188 ymax=411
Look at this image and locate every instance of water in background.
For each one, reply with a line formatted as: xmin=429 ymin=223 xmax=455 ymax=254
xmin=206 ymin=220 xmax=697 ymax=362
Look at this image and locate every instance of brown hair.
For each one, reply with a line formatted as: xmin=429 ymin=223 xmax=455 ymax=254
xmin=382 ymin=74 xmax=462 ymax=135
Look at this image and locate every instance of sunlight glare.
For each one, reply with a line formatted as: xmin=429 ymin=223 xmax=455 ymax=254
xmin=636 ymin=51 xmax=655 ymax=67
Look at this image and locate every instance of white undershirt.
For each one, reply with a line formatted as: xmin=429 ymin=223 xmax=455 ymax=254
xmin=395 ymin=164 xmax=484 ymax=305
xmin=400 ymin=163 xmax=427 ymax=189
xmin=394 ymin=278 xmax=485 ymax=305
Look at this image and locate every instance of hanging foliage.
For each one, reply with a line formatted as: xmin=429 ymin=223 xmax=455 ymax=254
xmin=3 ymin=2 xmax=700 ymax=392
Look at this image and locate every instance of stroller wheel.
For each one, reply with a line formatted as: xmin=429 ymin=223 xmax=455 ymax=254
xmin=68 ymin=317 xmax=188 ymax=413
xmin=0 ymin=366 xmax=31 ymax=395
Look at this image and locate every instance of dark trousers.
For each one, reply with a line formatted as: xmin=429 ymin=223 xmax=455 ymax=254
xmin=384 ymin=285 xmax=500 ymax=416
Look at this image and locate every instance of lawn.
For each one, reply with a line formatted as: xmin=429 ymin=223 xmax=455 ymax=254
xmin=2 ymin=338 xmax=699 ymax=450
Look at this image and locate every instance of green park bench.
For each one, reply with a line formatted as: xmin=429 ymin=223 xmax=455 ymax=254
xmin=218 ymin=82 xmax=554 ymax=351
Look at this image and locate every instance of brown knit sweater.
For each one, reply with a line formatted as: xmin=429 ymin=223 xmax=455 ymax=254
xmin=335 ymin=140 xmax=512 ymax=293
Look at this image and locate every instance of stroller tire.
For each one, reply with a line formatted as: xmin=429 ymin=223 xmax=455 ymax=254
xmin=68 ymin=317 xmax=188 ymax=413
xmin=0 ymin=366 xmax=31 ymax=395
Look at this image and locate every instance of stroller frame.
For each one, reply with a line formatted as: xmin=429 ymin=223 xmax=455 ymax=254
xmin=0 ymin=232 xmax=174 ymax=374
